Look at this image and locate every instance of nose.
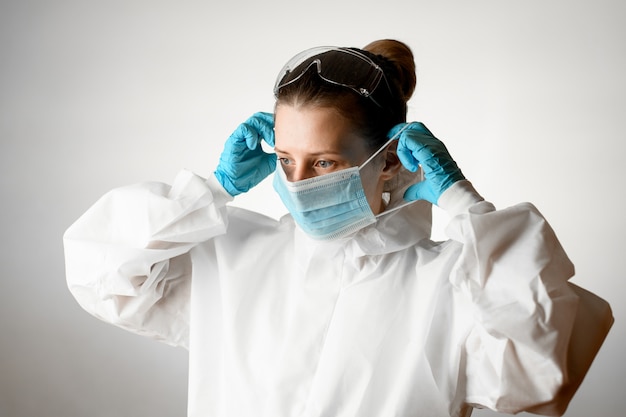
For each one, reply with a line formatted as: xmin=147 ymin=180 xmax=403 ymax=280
xmin=289 ymin=165 xmax=316 ymax=182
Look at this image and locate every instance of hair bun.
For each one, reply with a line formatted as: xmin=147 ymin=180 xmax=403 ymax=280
xmin=363 ymin=39 xmax=416 ymax=102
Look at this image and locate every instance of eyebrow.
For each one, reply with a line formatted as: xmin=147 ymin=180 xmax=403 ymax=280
xmin=274 ymin=147 xmax=345 ymax=157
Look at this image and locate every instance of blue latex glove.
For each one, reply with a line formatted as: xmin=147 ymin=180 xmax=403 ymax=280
xmin=214 ymin=112 xmax=276 ymax=196
xmin=388 ymin=122 xmax=465 ymax=205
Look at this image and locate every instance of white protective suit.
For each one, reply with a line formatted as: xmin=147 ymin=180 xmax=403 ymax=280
xmin=64 ymin=169 xmax=582 ymax=417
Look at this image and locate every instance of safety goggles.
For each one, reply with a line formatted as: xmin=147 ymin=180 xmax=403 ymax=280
xmin=273 ymin=46 xmax=390 ymax=107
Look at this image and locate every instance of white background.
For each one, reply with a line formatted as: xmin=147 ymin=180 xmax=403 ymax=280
xmin=1 ymin=0 xmax=624 ymax=416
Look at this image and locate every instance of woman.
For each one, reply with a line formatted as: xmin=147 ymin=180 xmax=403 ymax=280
xmin=64 ymin=40 xmax=581 ymax=417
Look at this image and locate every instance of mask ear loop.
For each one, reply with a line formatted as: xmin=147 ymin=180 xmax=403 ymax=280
xmin=357 ymin=123 xmax=425 ymax=219
xmin=357 ymin=123 xmax=413 ymax=171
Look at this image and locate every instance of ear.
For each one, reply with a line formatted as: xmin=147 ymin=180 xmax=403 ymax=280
xmin=380 ymin=141 xmax=403 ymax=181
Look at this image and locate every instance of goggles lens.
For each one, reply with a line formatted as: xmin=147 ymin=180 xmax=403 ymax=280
xmin=273 ymin=47 xmax=387 ymax=102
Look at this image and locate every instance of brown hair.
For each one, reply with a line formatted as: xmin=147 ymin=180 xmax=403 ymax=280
xmin=362 ymin=39 xmax=416 ymax=103
xmin=275 ymin=39 xmax=416 ymax=150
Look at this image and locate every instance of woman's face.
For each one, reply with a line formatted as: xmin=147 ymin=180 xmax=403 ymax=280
xmin=274 ymin=104 xmax=398 ymax=214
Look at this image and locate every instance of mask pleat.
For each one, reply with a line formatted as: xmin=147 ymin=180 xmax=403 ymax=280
xmin=273 ymin=165 xmax=376 ymax=240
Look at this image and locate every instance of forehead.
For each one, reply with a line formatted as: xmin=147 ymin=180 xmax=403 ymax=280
xmin=274 ymin=104 xmax=368 ymax=157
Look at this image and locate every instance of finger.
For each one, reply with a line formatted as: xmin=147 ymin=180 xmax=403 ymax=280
xmin=247 ymin=112 xmax=275 ymax=148
xmin=386 ymin=123 xmax=407 ymax=140
xmin=403 ymin=182 xmax=423 ymax=201
xmin=403 ymin=182 xmax=436 ymax=204
xmin=261 ymin=152 xmax=277 ymax=175
xmin=388 ymin=122 xmax=433 ymax=171
xmin=408 ymin=121 xmax=433 ymax=135
xmin=236 ymin=123 xmax=260 ymax=151
xmin=226 ymin=123 xmax=253 ymax=154
xmin=397 ymin=143 xmax=419 ymax=172
xmin=389 ymin=124 xmax=417 ymax=171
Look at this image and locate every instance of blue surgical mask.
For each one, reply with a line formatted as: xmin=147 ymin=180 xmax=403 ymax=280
xmin=273 ymin=133 xmax=411 ymax=240
xmin=273 ymin=162 xmax=375 ymax=240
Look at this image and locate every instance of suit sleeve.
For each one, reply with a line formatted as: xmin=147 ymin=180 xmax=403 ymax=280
xmin=63 ymin=170 xmax=233 ymax=349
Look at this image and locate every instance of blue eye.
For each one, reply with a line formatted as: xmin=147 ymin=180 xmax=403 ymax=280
xmin=278 ymin=157 xmax=292 ymax=165
xmin=316 ymin=160 xmax=334 ymax=169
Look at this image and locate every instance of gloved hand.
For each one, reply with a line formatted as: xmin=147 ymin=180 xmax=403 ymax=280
xmin=388 ymin=122 xmax=465 ymax=205
xmin=214 ymin=112 xmax=276 ymax=196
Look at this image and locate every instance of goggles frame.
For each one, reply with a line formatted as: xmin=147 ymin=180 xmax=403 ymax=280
xmin=273 ymin=46 xmax=391 ymax=107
